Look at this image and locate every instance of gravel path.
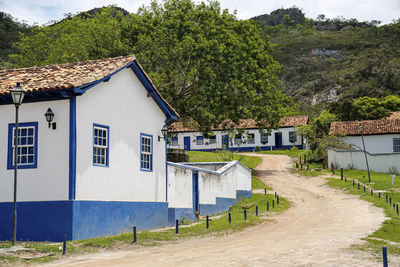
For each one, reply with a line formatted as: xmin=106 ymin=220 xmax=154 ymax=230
xmin=47 ymin=154 xmax=392 ymax=267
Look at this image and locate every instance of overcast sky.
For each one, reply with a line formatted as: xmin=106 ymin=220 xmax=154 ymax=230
xmin=1 ymin=0 xmax=399 ymax=25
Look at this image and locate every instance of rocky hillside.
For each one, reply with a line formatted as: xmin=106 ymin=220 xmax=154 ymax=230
xmin=253 ymin=8 xmax=400 ymax=113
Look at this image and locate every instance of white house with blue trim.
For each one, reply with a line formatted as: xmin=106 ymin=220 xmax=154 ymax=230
xmin=0 ymin=55 xmax=179 ymax=241
xmin=169 ymin=116 xmax=308 ymax=152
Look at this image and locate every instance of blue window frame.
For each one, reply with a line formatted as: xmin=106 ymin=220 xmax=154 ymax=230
xmin=196 ymin=136 xmax=204 ymax=145
xmin=140 ymin=133 xmax=153 ymax=172
xmin=394 ymin=138 xmax=400 ymax=152
xmin=172 ymin=137 xmax=179 ymax=146
xmin=7 ymin=122 xmax=38 ymax=169
xmin=93 ymin=124 xmax=109 ymax=167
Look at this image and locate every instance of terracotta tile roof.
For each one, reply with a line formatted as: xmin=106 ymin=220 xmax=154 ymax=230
xmin=0 ymin=55 xmax=135 ymax=94
xmin=0 ymin=55 xmax=179 ymax=118
xmin=389 ymin=111 xmax=400 ymax=120
xmin=330 ymin=117 xmax=400 ymax=136
xmin=170 ymin=115 xmax=308 ymax=132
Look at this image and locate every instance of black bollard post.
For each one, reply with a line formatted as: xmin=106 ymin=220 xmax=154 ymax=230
xmin=63 ymin=235 xmax=67 ymax=255
xmin=206 ymin=215 xmax=209 ymax=228
xmin=229 ymin=212 xmax=231 ymax=224
xmin=341 ymin=168 xmax=343 ymax=180
xmin=176 ymin=219 xmax=179 ymax=234
xmin=256 ymin=206 xmax=258 ymax=216
xmin=277 ymin=195 xmax=280 ymax=205
xmin=264 ymin=188 xmax=267 ymax=195
xmin=383 ymin=247 xmax=388 ymax=267
xmin=379 ymin=192 xmax=381 ymax=199
xmin=296 ymin=162 xmax=299 ymax=169
xmin=244 ymin=210 xmax=247 ymax=220
xmin=397 ymin=204 xmax=399 ymax=216
xmin=273 ymin=200 xmax=275 ymax=209
xmin=267 ymin=202 xmax=270 ymax=211
xmin=353 ymin=180 xmax=355 ymax=186
xmin=345 ymin=177 xmax=347 ymax=182
xmin=133 ymin=226 xmax=137 ymax=243
xmin=364 ymin=185 xmax=366 ymax=192
xmin=371 ymin=189 xmax=373 ymax=196
xmin=358 ymin=183 xmax=360 ymax=190
xmin=275 ymin=192 xmax=277 ymax=198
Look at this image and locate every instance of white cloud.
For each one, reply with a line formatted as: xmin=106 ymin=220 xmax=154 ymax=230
xmin=1 ymin=0 xmax=400 ymax=25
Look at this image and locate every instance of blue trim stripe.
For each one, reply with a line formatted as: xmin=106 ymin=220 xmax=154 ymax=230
xmin=7 ymin=122 xmax=38 ymax=170
xmin=69 ymin=97 xmax=77 ymax=200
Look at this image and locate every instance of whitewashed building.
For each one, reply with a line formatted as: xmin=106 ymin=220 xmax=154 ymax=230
xmin=0 ymin=55 xmax=179 ymax=241
xmin=168 ymin=116 xmax=308 ymax=151
xmin=328 ymin=113 xmax=400 ymax=172
xmin=167 ymin=161 xmax=252 ymax=223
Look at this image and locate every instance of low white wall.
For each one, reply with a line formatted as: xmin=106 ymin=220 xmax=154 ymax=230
xmin=327 ymin=148 xmax=400 ymax=173
xmin=167 ymin=161 xmax=252 ymax=208
xmin=167 ymin=165 xmax=193 ymax=208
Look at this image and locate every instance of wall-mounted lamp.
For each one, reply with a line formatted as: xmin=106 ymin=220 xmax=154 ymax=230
xmin=44 ymin=108 xmax=56 ymax=129
xmin=158 ymin=125 xmax=168 ymax=141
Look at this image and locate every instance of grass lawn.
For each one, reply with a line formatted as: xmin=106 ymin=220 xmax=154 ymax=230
xmin=188 ymin=151 xmax=262 ymax=170
xmin=328 ymin=178 xmax=400 ymax=256
xmin=339 ymin=169 xmax=398 ymax=191
xmin=0 ymin=193 xmax=289 ymax=265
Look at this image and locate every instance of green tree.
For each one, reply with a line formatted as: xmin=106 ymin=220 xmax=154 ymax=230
xmin=12 ymin=1 xmax=292 ymax=130
xmin=298 ymin=110 xmax=350 ymax=162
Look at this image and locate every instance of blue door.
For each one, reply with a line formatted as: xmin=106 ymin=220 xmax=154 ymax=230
xmin=275 ymin=132 xmax=282 ymax=149
xmin=184 ymin=136 xmax=191 ymax=151
xmin=222 ymin=135 xmax=230 ymax=149
xmin=192 ymin=172 xmax=199 ymax=212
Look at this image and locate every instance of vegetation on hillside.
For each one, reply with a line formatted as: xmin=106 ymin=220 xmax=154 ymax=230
xmin=0 ymin=12 xmax=31 ymax=68
xmin=253 ymin=7 xmax=400 ymax=114
xmin=7 ymin=1 xmax=294 ymax=131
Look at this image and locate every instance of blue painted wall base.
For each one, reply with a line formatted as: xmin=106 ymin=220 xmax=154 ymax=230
xmin=168 ymin=208 xmax=197 ymax=226
xmin=199 ymin=190 xmax=252 ymax=216
xmin=0 ymin=200 xmax=168 ymax=242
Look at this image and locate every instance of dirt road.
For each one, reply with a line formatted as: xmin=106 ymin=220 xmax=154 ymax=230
xmin=50 ymin=154 xmax=390 ymax=266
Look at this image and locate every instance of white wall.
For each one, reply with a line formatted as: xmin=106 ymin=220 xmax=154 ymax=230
xmin=75 ymin=68 xmax=167 ymax=202
xmin=169 ymin=127 xmax=302 ymax=150
xmin=199 ymin=163 xmax=251 ymax=204
xmin=0 ymin=100 xmax=70 ymax=202
xmin=167 ymin=161 xmax=252 ymax=208
xmin=328 ymin=148 xmax=400 ymax=173
xmin=342 ymin=134 xmax=400 ymax=154
xmin=167 ymin=165 xmax=193 ymax=208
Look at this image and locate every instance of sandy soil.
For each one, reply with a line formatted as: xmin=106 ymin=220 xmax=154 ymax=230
xmin=46 ymin=154 xmax=394 ymax=267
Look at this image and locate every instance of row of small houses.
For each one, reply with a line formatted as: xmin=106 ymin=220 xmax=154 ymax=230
xmin=168 ymin=116 xmax=309 ymax=151
xmin=0 ymin=55 xmax=251 ymax=242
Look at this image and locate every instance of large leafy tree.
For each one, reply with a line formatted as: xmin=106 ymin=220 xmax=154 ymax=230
xmin=11 ymin=1 xmax=293 ymax=130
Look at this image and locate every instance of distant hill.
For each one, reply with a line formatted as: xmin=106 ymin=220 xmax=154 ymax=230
xmin=0 ymin=12 xmax=31 ymax=68
xmin=250 ymin=7 xmax=306 ymax=26
xmin=252 ymin=7 xmax=399 ymax=114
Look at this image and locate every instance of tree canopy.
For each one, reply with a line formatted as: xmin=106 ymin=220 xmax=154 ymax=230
xmin=11 ymin=1 xmax=294 ymax=130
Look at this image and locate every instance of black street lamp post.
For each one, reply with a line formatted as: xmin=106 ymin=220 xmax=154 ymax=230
xmin=358 ymin=123 xmax=371 ymax=183
xmin=10 ymin=82 xmax=26 ymax=245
